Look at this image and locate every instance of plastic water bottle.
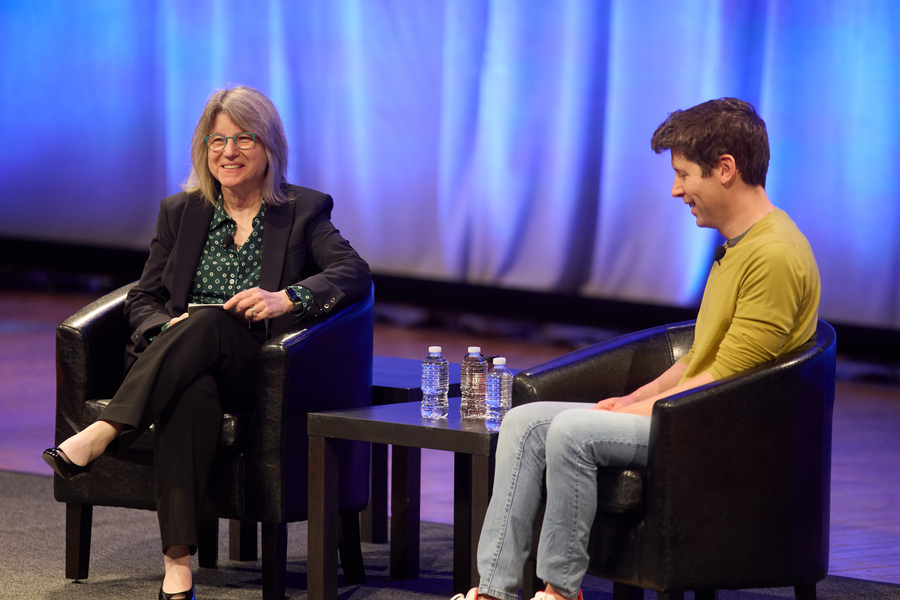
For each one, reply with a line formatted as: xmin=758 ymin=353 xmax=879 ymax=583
xmin=460 ymin=347 xmax=488 ymax=419
xmin=421 ymin=346 xmax=449 ymax=419
xmin=485 ymin=357 xmax=513 ymax=431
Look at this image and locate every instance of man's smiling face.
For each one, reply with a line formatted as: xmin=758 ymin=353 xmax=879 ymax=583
xmin=669 ymin=151 xmax=728 ymax=232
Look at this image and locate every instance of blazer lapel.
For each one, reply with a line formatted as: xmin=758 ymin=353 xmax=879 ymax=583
xmin=170 ymin=198 xmax=214 ymax=308
xmin=260 ymin=202 xmax=291 ymax=291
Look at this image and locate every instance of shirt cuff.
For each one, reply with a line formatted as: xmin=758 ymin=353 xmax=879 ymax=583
xmin=286 ymin=285 xmax=316 ymax=317
xmin=148 ymin=321 xmax=170 ymax=344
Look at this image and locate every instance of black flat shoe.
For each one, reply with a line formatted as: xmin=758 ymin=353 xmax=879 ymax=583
xmin=42 ymin=447 xmax=92 ymax=482
xmin=158 ymin=585 xmax=194 ymax=600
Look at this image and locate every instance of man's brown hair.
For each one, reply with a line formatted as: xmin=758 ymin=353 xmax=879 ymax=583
xmin=651 ymin=97 xmax=770 ymax=187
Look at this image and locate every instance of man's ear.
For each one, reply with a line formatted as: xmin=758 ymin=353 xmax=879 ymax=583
xmin=718 ymin=154 xmax=738 ymax=184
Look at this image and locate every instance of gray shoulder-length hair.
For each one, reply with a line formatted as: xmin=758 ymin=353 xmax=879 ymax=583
xmin=182 ymin=85 xmax=291 ymax=206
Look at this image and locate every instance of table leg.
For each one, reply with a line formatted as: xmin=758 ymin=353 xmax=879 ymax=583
xmin=453 ymin=453 xmax=473 ymax=592
xmin=309 ymin=435 xmax=339 ymax=600
xmin=361 ymin=442 xmax=389 ymax=543
xmin=454 ymin=452 xmax=494 ymax=592
xmin=390 ymin=445 xmax=421 ymax=580
xmin=471 ymin=453 xmax=493 ymax=583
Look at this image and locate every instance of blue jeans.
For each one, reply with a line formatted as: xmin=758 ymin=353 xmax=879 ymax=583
xmin=476 ymin=402 xmax=652 ymax=600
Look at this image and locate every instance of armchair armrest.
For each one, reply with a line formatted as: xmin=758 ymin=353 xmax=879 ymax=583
xmin=245 ymin=284 xmax=375 ymax=522
xmin=55 ymin=283 xmax=136 ymax=443
xmin=513 ymin=321 xmax=695 ymax=407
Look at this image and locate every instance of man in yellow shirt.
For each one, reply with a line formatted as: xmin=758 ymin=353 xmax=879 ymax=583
xmin=599 ymin=97 xmax=821 ymax=415
xmin=454 ymin=98 xmax=820 ymax=600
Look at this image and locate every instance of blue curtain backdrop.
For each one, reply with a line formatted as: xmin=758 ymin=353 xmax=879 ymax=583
xmin=1 ymin=0 xmax=899 ymax=329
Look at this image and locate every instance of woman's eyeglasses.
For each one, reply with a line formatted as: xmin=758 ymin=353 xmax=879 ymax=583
xmin=205 ymin=133 xmax=257 ymax=152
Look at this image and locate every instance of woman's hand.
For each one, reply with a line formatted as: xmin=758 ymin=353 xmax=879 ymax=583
xmin=223 ymin=287 xmax=293 ymax=322
xmin=168 ymin=313 xmax=190 ymax=327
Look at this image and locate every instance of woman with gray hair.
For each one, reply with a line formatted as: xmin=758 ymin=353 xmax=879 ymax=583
xmin=43 ymin=85 xmax=371 ymax=600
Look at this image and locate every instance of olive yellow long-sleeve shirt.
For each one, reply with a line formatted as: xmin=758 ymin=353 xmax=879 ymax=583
xmin=678 ymin=207 xmax=821 ymax=382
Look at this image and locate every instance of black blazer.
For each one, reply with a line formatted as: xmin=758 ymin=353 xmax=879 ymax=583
xmin=123 ymin=184 xmax=371 ymax=369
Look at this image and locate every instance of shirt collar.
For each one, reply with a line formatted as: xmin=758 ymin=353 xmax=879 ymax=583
xmin=209 ymin=196 xmax=267 ymax=232
xmin=209 ymin=196 xmax=233 ymax=232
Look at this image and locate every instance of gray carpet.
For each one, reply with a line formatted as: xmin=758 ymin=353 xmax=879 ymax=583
xmin=2 ymin=470 xmax=897 ymax=600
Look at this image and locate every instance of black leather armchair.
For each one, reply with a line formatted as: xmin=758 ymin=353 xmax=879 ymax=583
xmin=513 ymin=320 xmax=836 ymax=600
xmin=53 ymin=282 xmax=375 ymax=600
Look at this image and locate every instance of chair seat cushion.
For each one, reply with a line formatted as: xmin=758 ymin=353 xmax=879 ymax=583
xmin=596 ymin=469 xmax=644 ymax=515
xmin=82 ymin=399 xmax=249 ymax=454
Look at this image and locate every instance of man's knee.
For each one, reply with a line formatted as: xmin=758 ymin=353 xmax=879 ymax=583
xmin=501 ymin=402 xmax=556 ymax=439
xmin=502 ymin=403 xmax=534 ymax=431
xmin=545 ymin=409 xmax=591 ymax=453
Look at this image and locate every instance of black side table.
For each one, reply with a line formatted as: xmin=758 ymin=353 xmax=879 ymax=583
xmin=372 ymin=355 xmax=462 ymax=405
xmin=308 ymin=398 xmax=498 ymax=600
xmin=364 ymin=356 xmax=462 ymax=543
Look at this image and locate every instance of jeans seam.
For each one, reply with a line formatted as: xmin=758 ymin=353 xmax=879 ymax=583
xmin=556 ymin=436 xmax=641 ymax=598
xmin=482 ymin=416 xmax=551 ymax=595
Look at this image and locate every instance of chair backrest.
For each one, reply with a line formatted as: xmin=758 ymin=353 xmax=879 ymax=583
xmin=662 ymin=320 xmax=695 ymax=363
xmin=513 ymin=320 xmax=697 ymax=407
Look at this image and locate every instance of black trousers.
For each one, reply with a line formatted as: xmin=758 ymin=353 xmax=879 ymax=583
xmin=99 ymin=309 xmax=264 ymax=553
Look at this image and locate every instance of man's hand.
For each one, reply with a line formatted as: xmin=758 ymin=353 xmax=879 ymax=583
xmin=613 ymin=399 xmax=656 ymax=416
xmin=593 ymin=369 xmax=715 ymax=417
xmin=592 ymin=396 xmax=633 ymax=411
xmin=223 ymin=288 xmax=293 ymax=322
xmin=592 ymin=395 xmax=655 ymax=415
xmin=591 ymin=362 xmax=690 ymax=413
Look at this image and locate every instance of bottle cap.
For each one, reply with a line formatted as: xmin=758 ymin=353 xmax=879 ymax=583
xmin=467 ymin=346 xmax=481 ymax=354
xmin=428 ymin=346 xmax=442 ymax=353
xmin=493 ymin=357 xmax=506 ymax=365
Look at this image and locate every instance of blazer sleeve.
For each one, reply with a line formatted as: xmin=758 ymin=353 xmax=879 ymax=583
xmin=123 ymin=198 xmax=177 ymax=356
xmin=287 ymin=193 xmax=371 ymax=319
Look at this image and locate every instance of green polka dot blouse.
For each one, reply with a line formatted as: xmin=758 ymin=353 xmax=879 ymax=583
xmin=190 ymin=199 xmax=313 ymax=316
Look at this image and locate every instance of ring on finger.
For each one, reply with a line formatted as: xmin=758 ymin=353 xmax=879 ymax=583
xmin=250 ymin=306 xmax=259 ymax=318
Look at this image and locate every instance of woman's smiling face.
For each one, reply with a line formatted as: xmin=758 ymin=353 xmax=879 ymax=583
xmin=206 ymin=112 xmax=268 ymax=200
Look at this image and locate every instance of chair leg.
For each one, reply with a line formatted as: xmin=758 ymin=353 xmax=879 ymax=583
xmin=198 ymin=516 xmax=218 ymax=568
xmin=262 ymin=522 xmax=287 ymax=600
xmin=696 ymin=592 xmax=719 ymax=600
xmin=361 ymin=442 xmax=389 ymax=544
xmin=65 ymin=503 xmax=92 ymax=580
xmin=794 ymin=584 xmax=817 ymax=600
xmin=229 ymin=519 xmax=258 ymax=561
xmin=338 ymin=512 xmax=367 ymax=584
xmin=522 ymin=560 xmax=543 ymax=600
xmin=613 ymin=583 xmax=644 ymax=600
